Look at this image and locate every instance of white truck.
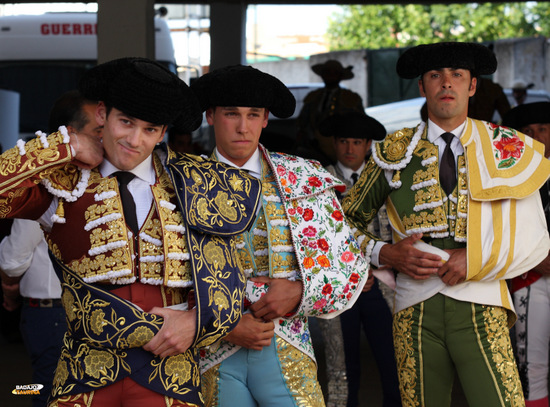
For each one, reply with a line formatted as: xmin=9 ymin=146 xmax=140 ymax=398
xmin=0 ymin=12 xmax=177 ymax=147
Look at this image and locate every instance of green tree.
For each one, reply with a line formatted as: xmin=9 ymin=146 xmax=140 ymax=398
xmin=327 ymin=2 xmax=549 ymax=51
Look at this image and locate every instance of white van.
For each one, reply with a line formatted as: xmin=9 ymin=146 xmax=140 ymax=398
xmin=0 ymin=12 xmax=176 ymax=143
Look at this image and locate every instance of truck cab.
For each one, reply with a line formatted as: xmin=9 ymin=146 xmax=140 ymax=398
xmin=0 ymin=12 xmax=176 ymax=145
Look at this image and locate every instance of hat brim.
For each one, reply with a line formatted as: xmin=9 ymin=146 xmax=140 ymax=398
xmin=396 ymin=42 xmax=497 ymax=79
xmin=191 ymin=65 xmax=296 ymax=119
xmin=80 ymin=57 xmax=202 ymax=132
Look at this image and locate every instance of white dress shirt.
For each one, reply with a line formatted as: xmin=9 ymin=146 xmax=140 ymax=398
xmin=0 ymin=219 xmax=61 ymax=299
xmin=215 ymin=147 xmax=262 ymax=179
xmin=336 ymin=160 xmax=365 ymax=185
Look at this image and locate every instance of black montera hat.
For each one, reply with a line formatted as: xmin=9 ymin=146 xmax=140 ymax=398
xmin=502 ymin=102 xmax=550 ymax=130
xmin=319 ymin=111 xmax=386 ymax=141
xmin=396 ymin=42 xmax=497 ymax=79
xmin=79 ymin=57 xmax=202 ymax=132
xmin=190 ymin=65 xmax=296 ymax=118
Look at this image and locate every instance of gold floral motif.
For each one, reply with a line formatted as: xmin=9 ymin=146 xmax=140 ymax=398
xmin=84 ymin=350 xmax=115 ymax=379
xmin=0 ymin=145 xmax=23 ymax=178
xmin=374 ymin=127 xmax=416 ymax=164
xmin=46 ymin=163 xmax=82 ymax=192
xmin=196 ymin=197 xmax=212 ymax=221
xmin=271 ymin=253 xmax=299 ymax=276
xmin=52 ymin=360 xmax=69 ymax=389
xmin=412 ymin=164 xmax=437 ymax=186
xmin=238 ymin=246 xmax=254 ymax=272
xmin=90 ymin=309 xmax=107 ymax=336
xmin=393 ymin=306 xmax=419 ymax=407
xmin=276 ymin=336 xmax=325 ymax=407
xmin=213 ymin=290 xmax=229 ymax=311
xmin=62 ymin=291 xmax=77 ymax=322
xmin=414 ymin=184 xmax=443 ymax=209
xmin=89 ymin=220 xmax=126 ymax=248
xmin=165 ymin=354 xmax=193 ymax=385
xmin=69 ymin=249 xmax=133 ymax=282
xmin=126 ymin=326 xmax=155 ymax=348
xmin=262 ymin=181 xmax=278 ymax=197
xmin=482 ymin=306 xmax=525 ymax=407
xmin=402 ymin=208 xmax=447 ymax=232
xmin=265 ymin=201 xmax=287 ymax=219
xmin=149 ymin=350 xmax=199 ymax=394
xmin=214 ymin=191 xmax=238 ymax=221
xmin=190 ymin=169 xmax=203 ymax=186
xmin=204 ymin=241 xmax=226 ymax=270
xmin=270 ymin=227 xmax=293 ymax=246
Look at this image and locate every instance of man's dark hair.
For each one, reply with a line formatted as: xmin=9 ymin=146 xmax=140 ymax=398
xmin=168 ymin=126 xmax=191 ymax=144
xmin=48 ymin=90 xmax=96 ymax=133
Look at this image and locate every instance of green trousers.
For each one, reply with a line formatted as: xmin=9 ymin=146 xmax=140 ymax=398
xmin=393 ymin=294 xmax=524 ymax=407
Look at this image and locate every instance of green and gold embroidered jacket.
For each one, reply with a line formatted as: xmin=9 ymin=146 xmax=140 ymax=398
xmin=0 ymin=129 xmax=261 ymax=405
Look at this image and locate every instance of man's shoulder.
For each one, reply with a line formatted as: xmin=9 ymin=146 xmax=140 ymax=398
xmin=372 ymin=125 xmax=420 ymax=167
xmin=264 ymin=149 xmax=345 ymax=198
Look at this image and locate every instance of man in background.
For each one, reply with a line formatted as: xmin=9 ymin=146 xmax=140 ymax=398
xmin=297 ymin=60 xmax=364 ymax=165
xmin=322 ymin=111 xmax=401 ymax=407
xmin=503 ymin=101 xmax=550 ymax=407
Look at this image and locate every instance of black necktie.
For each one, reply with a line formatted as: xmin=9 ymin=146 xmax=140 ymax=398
xmin=114 ymin=171 xmax=139 ymax=235
xmin=351 ymin=172 xmax=359 ymax=185
xmin=440 ymin=132 xmax=456 ymax=196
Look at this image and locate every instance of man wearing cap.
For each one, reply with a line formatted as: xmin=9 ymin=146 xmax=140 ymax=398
xmin=191 ymin=65 xmax=369 ymax=407
xmin=0 ymin=57 xmax=261 ymax=407
xmin=343 ymin=42 xmax=550 ymax=406
xmin=321 ymin=111 xmax=401 ymax=407
xmin=503 ymin=102 xmax=550 ymax=407
xmin=297 ymin=59 xmax=364 ymax=165
xmin=512 ymin=80 xmax=535 ymax=107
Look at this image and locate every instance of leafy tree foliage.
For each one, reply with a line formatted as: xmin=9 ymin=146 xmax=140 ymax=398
xmin=327 ymin=2 xmax=550 ymax=50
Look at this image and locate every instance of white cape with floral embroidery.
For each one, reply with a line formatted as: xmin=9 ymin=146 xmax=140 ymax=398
xmin=200 ymin=146 xmax=370 ymax=372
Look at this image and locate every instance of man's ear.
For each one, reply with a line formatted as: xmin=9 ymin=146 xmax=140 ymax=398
xmin=469 ymin=77 xmax=478 ymax=97
xmin=262 ymin=109 xmax=269 ymax=129
xmin=205 ymin=108 xmax=215 ymax=125
xmin=418 ymin=78 xmax=426 ymax=97
xmin=96 ymin=101 xmax=107 ymax=126
xmin=157 ymin=125 xmax=168 ymax=144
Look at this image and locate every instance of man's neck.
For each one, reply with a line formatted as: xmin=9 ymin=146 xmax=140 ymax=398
xmin=428 ymin=114 xmax=468 ymax=132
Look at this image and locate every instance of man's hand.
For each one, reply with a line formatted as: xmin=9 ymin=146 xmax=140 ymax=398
xmin=249 ymin=277 xmax=303 ymax=321
xmin=533 ymin=252 xmax=550 ymax=275
xmin=362 ymin=273 xmax=375 ymax=292
xmin=224 ymin=313 xmax=275 ymax=350
xmin=70 ymin=132 xmax=104 ymax=169
xmin=379 ymin=233 xmax=443 ymax=280
xmin=143 ymin=307 xmax=196 ymax=358
xmin=437 ymin=248 xmax=467 ymax=286
xmin=1 ymin=280 xmax=21 ymax=311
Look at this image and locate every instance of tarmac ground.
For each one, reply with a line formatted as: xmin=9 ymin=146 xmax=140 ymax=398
xmin=0 ymin=315 xmax=470 ymax=407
